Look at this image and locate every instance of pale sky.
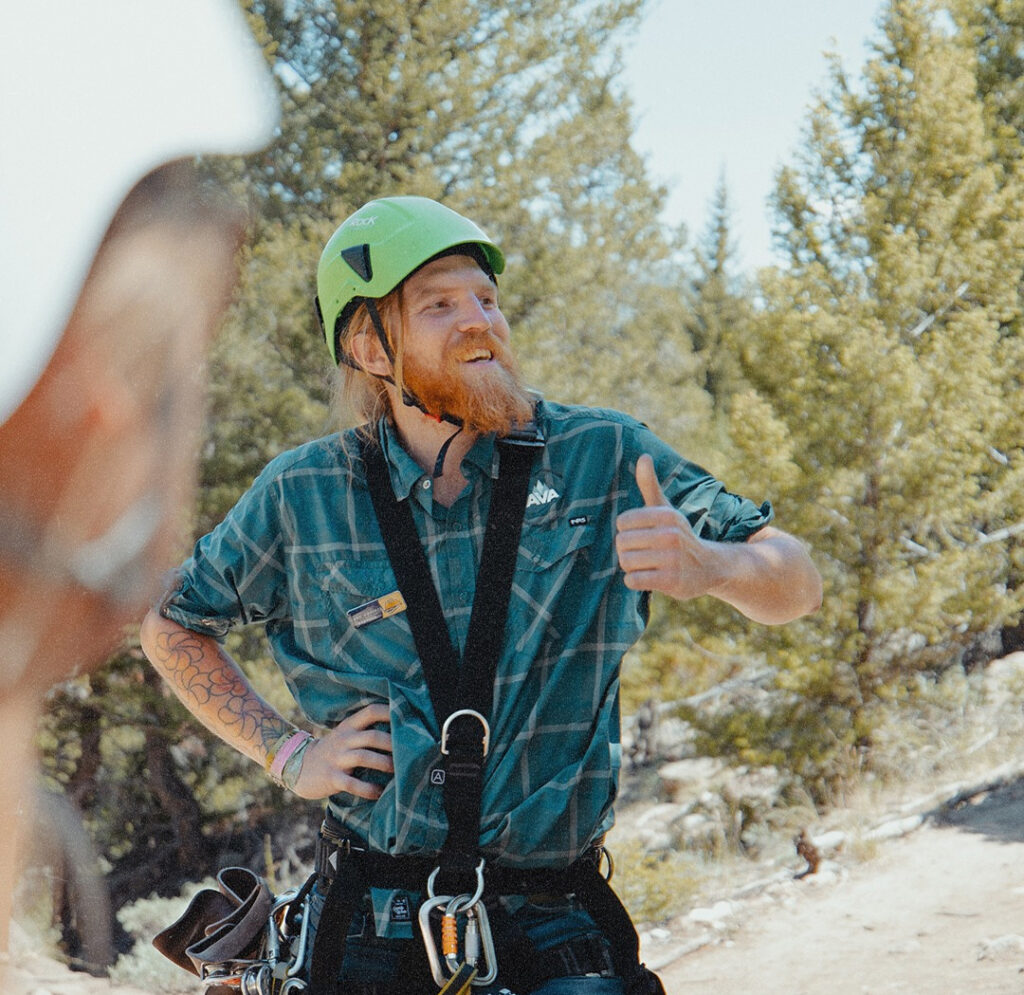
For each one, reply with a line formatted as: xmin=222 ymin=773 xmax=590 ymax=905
xmin=621 ymin=0 xmax=886 ymax=272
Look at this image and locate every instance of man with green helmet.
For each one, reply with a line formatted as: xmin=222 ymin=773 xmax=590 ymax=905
xmin=142 ymin=195 xmax=822 ymax=994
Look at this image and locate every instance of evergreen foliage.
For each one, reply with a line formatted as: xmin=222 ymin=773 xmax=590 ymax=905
xmin=675 ymin=0 xmax=1024 ymax=798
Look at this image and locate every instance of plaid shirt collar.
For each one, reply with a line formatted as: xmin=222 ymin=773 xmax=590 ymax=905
xmin=378 ymin=417 xmax=499 ymax=501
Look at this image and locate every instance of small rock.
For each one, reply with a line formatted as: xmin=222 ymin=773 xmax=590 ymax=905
xmin=866 ymin=814 xmax=923 ymax=840
xmin=658 ymin=758 xmax=723 ymax=801
xmin=977 ymin=934 xmax=1024 ymax=961
xmin=811 ymin=830 xmax=847 ymax=855
xmin=688 ymin=900 xmax=736 ymax=928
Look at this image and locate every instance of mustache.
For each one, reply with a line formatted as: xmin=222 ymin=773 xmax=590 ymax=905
xmin=450 ymin=331 xmax=515 ymax=364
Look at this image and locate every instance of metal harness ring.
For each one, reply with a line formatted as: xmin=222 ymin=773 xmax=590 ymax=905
xmin=440 ymin=709 xmax=490 ymax=757
xmin=426 ymin=857 xmax=486 ymax=904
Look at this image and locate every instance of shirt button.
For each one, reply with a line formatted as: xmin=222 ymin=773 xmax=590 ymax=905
xmin=421 ymin=479 xmax=432 ymax=490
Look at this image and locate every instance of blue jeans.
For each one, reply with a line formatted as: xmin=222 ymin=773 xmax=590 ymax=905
xmin=303 ymin=883 xmax=626 ymax=994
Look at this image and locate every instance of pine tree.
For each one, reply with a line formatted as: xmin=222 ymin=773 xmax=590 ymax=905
xmin=689 ymin=178 xmax=753 ymax=441
xmin=692 ymin=0 xmax=1024 ymax=797
xmin=947 ymin=0 xmax=1023 ymax=169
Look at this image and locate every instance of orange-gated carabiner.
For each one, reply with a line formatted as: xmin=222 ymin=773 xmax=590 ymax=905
xmin=419 ymin=861 xmax=497 ymax=988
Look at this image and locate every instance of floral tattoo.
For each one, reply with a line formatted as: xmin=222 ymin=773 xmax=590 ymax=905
xmin=153 ymin=629 xmax=291 ymax=750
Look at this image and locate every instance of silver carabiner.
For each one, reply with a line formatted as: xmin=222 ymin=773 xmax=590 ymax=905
xmin=449 ymin=896 xmax=499 ymax=987
xmin=285 ymin=891 xmax=312 ymax=979
xmin=466 ymin=900 xmax=498 ymax=986
xmin=423 ymin=860 xmax=495 ymax=986
xmin=418 ymin=893 xmax=457 ymax=988
xmin=436 ymin=891 xmax=498 ymax=987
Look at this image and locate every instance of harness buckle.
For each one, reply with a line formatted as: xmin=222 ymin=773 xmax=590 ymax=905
xmin=440 ymin=709 xmax=490 ymax=757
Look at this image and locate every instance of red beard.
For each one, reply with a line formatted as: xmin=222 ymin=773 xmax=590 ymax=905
xmin=401 ymin=333 xmax=535 ymax=435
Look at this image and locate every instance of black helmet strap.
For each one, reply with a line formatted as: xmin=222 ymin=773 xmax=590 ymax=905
xmin=365 ymin=299 xmax=397 ymax=365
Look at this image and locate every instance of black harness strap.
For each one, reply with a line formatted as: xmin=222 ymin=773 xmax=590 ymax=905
xmin=363 ymin=429 xmax=540 ymax=887
xmin=437 ymin=437 xmax=538 ymax=880
xmin=570 ymin=863 xmax=667 ymax=995
xmin=307 ymin=856 xmax=367 ymax=995
xmin=361 ymin=438 xmax=461 ymax=728
xmin=309 ymin=429 xmax=540 ymax=995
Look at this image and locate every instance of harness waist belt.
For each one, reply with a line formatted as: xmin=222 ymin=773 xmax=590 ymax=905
xmin=315 ymin=817 xmax=605 ymax=896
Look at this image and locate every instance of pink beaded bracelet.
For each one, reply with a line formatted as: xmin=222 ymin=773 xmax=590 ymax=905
xmin=268 ymin=730 xmax=313 ymax=784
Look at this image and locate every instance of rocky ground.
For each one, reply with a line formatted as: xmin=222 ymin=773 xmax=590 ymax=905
xmin=642 ymin=770 xmax=1024 ymax=993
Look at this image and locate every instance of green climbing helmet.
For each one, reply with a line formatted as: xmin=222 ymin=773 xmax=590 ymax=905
xmin=315 ymin=195 xmax=506 ymax=365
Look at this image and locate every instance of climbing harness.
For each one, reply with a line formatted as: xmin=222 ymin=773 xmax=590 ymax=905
xmin=305 ymin=424 xmax=664 ymax=993
xmin=310 ymin=425 xmax=542 ymax=991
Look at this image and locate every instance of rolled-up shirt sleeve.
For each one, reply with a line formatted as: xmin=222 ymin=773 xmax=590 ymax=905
xmin=161 ymin=462 xmax=290 ymax=639
xmin=627 ymin=421 xmax=774 ymax=543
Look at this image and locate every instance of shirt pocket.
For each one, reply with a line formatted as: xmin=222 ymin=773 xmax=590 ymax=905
xmin=514 ymin=526 xmax=597 ymax=646
xmin=316 ymin=557 xmax=417 ymax=678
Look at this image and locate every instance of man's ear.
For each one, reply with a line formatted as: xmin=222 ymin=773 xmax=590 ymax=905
xmin=347 ymin=327 xmax=393 ymax=377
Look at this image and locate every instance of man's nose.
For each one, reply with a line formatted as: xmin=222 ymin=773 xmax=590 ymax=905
xmin=456 ymin=297 xmax=492 ymax=332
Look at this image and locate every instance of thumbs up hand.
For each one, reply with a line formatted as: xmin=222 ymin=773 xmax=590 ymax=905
xmin=615 ymin=454 xmax=726 ymax=603
xmin=634 ymin=451 xmax=670 ymax=509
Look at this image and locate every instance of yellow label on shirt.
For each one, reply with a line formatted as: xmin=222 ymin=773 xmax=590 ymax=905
xmin=379 ymin=591 xmax=407 ymax=617
xmin=347 ymin=590 xmax=408 ymax=628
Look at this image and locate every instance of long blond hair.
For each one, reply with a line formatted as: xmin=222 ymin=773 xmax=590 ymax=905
xmin=330 ymin=287 xmax=405 ymax=438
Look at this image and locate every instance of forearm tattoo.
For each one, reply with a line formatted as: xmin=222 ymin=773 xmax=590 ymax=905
xmin=153 ymin=629 xmax=291 ymax=751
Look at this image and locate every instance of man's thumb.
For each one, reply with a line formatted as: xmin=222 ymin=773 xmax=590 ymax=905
xmin=636 ymin=454 xmax=669 ymax=507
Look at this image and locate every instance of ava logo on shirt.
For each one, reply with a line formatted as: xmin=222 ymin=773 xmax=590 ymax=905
xmin=526 ymin=479 xmax=560 ymax=508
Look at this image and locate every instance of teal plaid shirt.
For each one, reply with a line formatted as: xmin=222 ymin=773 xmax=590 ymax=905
xmin=163 ymin=400 xmax=772 ymax=868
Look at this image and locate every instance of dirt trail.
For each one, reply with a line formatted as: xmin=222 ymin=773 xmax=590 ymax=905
xmin=655 ymin=779 xmax=1024 ymax=994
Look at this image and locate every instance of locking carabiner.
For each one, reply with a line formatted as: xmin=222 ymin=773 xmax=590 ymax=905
xmin=419 ymin=860 xmax=498 ymax=988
